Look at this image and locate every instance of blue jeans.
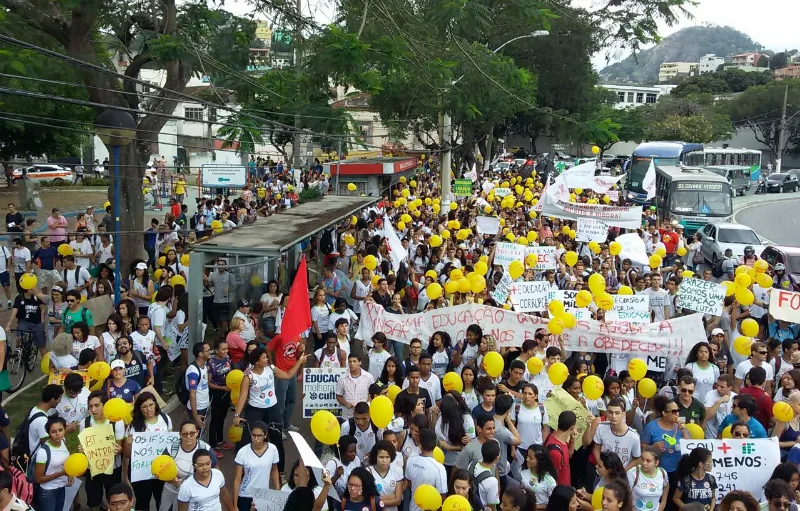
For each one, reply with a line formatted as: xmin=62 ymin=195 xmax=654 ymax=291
xmin=275 ymin=375 xmax=296 ymax=428
xmin=36 ymin=486 xmax=65 ymax=511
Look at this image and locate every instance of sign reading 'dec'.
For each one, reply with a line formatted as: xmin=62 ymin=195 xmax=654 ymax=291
xmin=356 ymin=302 xmax=704 ymax=358
xmin=606 ymin=295 xmax=650 ymax=325
xmin=509 ymin=281 xmax=551 ymax=312
xmin=677 ymin=278 xmax=726 ymax=316
xmin=679 ymin=437 xmax=780 ymax=503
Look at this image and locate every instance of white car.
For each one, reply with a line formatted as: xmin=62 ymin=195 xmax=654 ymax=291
xmin=697 ymin=223 xmax=765 ymax=263
xmin=12 ymin=164 xmax=74 ymax=184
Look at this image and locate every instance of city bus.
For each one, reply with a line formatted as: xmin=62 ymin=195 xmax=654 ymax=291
xmin=683 ymin=147 xmax=763 ymax=181
xmin=625 ymin=141 xmax=704 ymax=203
xmin=653 ymin=165 xmax=733 ymax=235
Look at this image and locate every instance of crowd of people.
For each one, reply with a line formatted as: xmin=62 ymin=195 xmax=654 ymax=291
xmin=0 ymin=154 xmax=796 ymax=511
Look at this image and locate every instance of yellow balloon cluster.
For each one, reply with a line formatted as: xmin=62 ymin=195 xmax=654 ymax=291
xmin=546 ymin=300 xmax=577 ymax=334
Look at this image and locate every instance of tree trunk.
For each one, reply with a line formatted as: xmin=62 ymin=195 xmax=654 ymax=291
xmin=104 ymin=141 xmax=145 ymax=278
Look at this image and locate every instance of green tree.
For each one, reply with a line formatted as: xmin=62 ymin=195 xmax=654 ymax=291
xmin=646 ymin=115 xmax=714 ymax=142
xmin=672 ymin=68 xmax=772 ymax=97
xmin=770 ymin=52 xmax=791 ymax=70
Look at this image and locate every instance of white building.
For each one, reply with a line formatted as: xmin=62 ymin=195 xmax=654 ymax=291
xmin=599 ymin=83 xmax=676 ymax=109
xmin=699 ymin=54 xmax=725 ymax=74
xmin=658 ymin=62 xmax=699 ymax=83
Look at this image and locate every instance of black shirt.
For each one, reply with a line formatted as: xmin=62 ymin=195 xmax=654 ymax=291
xmin=5 ymin=212 xmax=23 ymax=233
xmin=13 ymin=294 xmax=43 ymax=324
xmin=372 ymin=290 xmax=392 ymax=310
xmin=396 ymin=387 xmax=432 ymax=415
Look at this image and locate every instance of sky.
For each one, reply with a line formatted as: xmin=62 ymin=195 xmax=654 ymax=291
xmin=222 ymin=0 xmax=800 ymax=68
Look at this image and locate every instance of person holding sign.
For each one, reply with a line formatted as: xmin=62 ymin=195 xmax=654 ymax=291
xmin=176 ymin=449 xmax=233 ymax=511
xmin=80 ymin=391 xmax=125 ymax=511
xmin=33 ymin=416 xmax=74 ymax=511
xmin=232 ymin=421 xmax=279 ymax=511
xmin=124 ymin=392 xmax=173 ymax=511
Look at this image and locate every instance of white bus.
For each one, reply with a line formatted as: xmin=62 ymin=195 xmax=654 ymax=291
xmin=684 ymin=147 xmax=763 ymax=180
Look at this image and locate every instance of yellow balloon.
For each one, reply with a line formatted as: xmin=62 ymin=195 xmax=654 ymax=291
xmin=548 ymin=317 xmax=564 ymax=335
xmin=450 ymin=269 xmax=464 ymax=281
xmin=57 ymin=244 xmax=74 ymax=256
xmin=682 ymin=270 xmax=694 ymax=278
xmin=548 ymin=362 xmax=569 ymax=385
xmin=151 ymin=454 xmax=178 ymax=482
xmin=756 ymin=273 xmax=773 ymax=289
xmin=754 ymin=259 xmax=769 ymax=273
xmin=592 ymin=486 xmax=604 ymax=510
xmin=734 ymin=336 xmax=753 ymax=357
xmin=433 ymin=446 xmax=445 ymax=464
xmin=735 ymin=273 xmax=752 ymax=288
xmin=414 ymin=484 xmax=443 ymax=511
xmin=397 ymin=221 xmax=406 ymax=231
xmin=157 ymin=256 xmax=167 ymax=267
xmin=649 ymin=254 xmax=662 ymax=269
xmin=387 ymin=384 xmax=401 ymax=403
xmin=588 ymin=273 xmax=606 ymax=295
xmin=618 ymin=285 xmax=633 ymax=295
xmin=250 ymin=275 xmax=264 ymax=287
xmin=721 ymin=425 xmax=733 ymax=438
xmin=441 ymin=229 xmax=450 ymax=239
xmin=721 ymin=281 xmax=736 ymax=297
xmin=429 ymin=235 xmax=442 ymax=248
xmin=310 ymin=410 xmax=341 ymax=445
xmin=596 ymin=292 xmax=614 ymax=311
xmin=444 ymin=280 xmax=459 ymax=295
xmin=371 ymin=275 xmax=381 ymax=287
xmin=582 ymin=375 xmax=604 ymax=400
xmin=449 ymin=202 xmax=458 ymax=211
xmin=562 ymin=312 xmax=577 ymax=329
xmin=575 ymin=290 xmax=593 ymax=308
xmin=686 ymin=423 xmax=705 ymax=439
xmin=527 ymin=357 xmax=544 ymax=375
xmin=351 ymin=215 xmax=358 ymax=225
xmin=638 ymin=377 xmax=657 ymax=398
xmin=64 ymin=453 xmax=89 ymax=477
xmin=180 ymin=254 xmax=190 ymax=266
xmin=483 ymin=352 xmax=504 ymax=378
xmin=655 ymin=247 xmax=666 ymax=258
xmin=741 ymin=318 xmax=759 ymax=337
xmin=41 ymin=351 xmax=52 ymax=374
xmin=591 ymin=145 xmax=600 ymax=155
xmin=774 ymin=401 xmax=795 ymax=422
xmin=443 ymin=372 xmax=464 ymax=392
xmin=628 ymin=358 xmax=648 ymax=381
xmin=364 ymin=255 xmax=378 ymax=271
xmin=474 ymin=261 xmax=488 ymax=276
xmin=427 ymin=283 xmax=443 ymax=300
xmin=548 ymin=300 xmax=565 ymax=317
xmin=88 ymin=361 xmax=111 ymax=381
xmin=103 ymin=398 xmax=129 ymax=422
xmin=589 ymin=241 xmax=601 ymax=255
xmin=565 ymin=251 xmax=579 ymax=267
xmin=735 ymin=286 xmax=755 ymax=306
xmin=677 ymin=246 xmax=687 ymax=257
xmin=442 ymin=495 xmax=471 ymax=511
xmin=509 ymin=260 xmax=524 ymax=280
xmin=401 ymin=189 xmax=410 ymax=198
xmin=230 ymin=390 xmax=240 ymax=404
xmin=226 ymin=369 xmax=244 ymax=389
xmin=470 ymin=275 xmax=486 ymax=294
xmin=609 ymin=241 xmax=622 ymax=256
xmin=19 ymin=273 xmax=37 ymax=290
xmin=169 ymin=275 xmax=186 ymax=288
xmin=369 ymin=395 xmax=394 ymax=428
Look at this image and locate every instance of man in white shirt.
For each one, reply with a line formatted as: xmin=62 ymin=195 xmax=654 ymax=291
xmin=231 ymin=300 xmax=256 ymax=342
xmin=644 ymin=273 xmax=669 ymax=322
xmin=336 ymin=354 xmax=375 ymax=420
xmin=592 ymin=397 xmax=641 ymax=470
xmin=11 ymin=237 xmax=30 ymax=294
xmin=402 ymin=353 xmax=442 ymax=408
xmin=734 ymin=340 xmax=774 ymax=394
xmin=703 ymin=374 xmax=736 ymax=440
xmin=186 ymin=342 xmax=210 ymax=434
xmin=61 ymin=254 xmax=92 ymax=297
xmin=27 ymin=384 xmax=62 ymax=455
xmin=405 ymin=429 xmax=448 ymax=511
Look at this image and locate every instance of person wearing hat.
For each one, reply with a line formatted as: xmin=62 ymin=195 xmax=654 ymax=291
xmin=774 ymin=263 xmax=792 ymax=290
xmin=232 ymin=299 xmax=256 ymax=343
xmin=107 ymin=358 xmax=141 ymax=403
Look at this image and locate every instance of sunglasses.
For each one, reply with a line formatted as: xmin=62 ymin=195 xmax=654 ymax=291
xmin=756 ymin=351 xmax=768 ymax=355
xmin=667 ymin=409 xmax=680 ymax=414
xmin=680 ymin=389 xmax=694 ymax=394
xmin=66 ymin=299 xmax=77 ymax=303
xmin=733 ymin=431 xmax=748 ymax=438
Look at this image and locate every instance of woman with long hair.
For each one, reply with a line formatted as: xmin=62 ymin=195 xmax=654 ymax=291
xmin=546 ymin=485 xmax=591 ymax=511
xmin=158 ymin=420 xmax=215 ymax=511
xmin=627 ymin=447 xmax=668 ymax=511
xmin=33 ymin=416 xmax=73 ymax=511
xmin=718 ymin=491 xmax=759 ymax=511
xmin=232 ymin=421 xmax=279 ymax=511
xmin=516 ymin=384 xmax=550 ymax=464
xmin=379 ymin=356 xmax=404 ymax=388
xmin=102 ymin=314 xmax=124 ymax=362
xmin=125 ymin=392 xmax=173 ymax=511
xmin=684 ymin=342 xmax=719 ymax=399
xmin=341 ymin=467 xmax=383 ymax=511
xmin=232 ymin=346 xmax=308 ymax=475
xmin=642 ymin=395 xmax=688 ymax=502
xmin=310 ymin=288 xmax=330 ymax=351
xmin=207 ymin=339 xmax=233 ymax=457
xmin=520 ymin=446 xmax=557 ymax=510
xmin=117 ymin=299 xmax=138 ymax=336
xmin=107 ymin=357 xmax=141 ymax=402
xmin=596 ymin=451 xmax=627 ymax=489
xmin=449 ymin=468 xmax=476 ymax=510
xmin=70 ymin=321 xmax=102 ymax=361
xmin=34 ymin=284 xmax=66 ymax=344
xmin=129 ymin=261 xmax=155 ymax=318
xmin=460 ymin=366 xmax=480 ymax=411
xmin=672 ymin=447 xmax=716 ymax=510
xmin=435 ymin=391 xmax=475 ymax=474
xmin=503 ymin=485 xmax=537 ymax=511
xmin=259 ymin=279 xmax=282 ymax=337
xmin=775 ymin=369 xmax=800 ymax=403
xmin=428 ymin=331 xmax=458 ymax=379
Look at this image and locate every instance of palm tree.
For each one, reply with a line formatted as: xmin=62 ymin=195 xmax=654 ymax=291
xmin=216 ymin=113 xmax=265 ymax=165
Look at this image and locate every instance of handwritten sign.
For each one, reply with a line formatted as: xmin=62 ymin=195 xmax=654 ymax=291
xmin=509 ymin=281 xmax=551 ymax=312
xmin=494 ymin=187 xmax=511 ymax=197
xmin=130 ymin=431 xmax=180 ymax=482
xmin=543 ymin=388 xmax=594 ymax=449
xmin=491 ymin=273 xmax=513 ymax=304
xmin=453 ymin=179 xmax=473 ymax=197
xmin=356 ymin=301 xmax=704 ymax=358
xmin=607 ymin=190 xmax=619 ymax=202
xmin=549 ymin=290 xmax=589 ymax=320
xmin=769 ymin=288 xmax=800 ymax=324
xmin=48 ymin=370 xmax=90 ymax=387
xmin=679 ymin=438 xmax=780 ymax=503
xmin=252 ymin=488 xmax=290 ymax=511
xmin=677 ymin=278 xmax=726 ymax=316
xmin=78 ymin=424 xmax=116 ymax=477
xmin=494 ymin=243 xmax=525 ymax=267
xmin=576 ymin=218 xmax=608 ymax=242
xmin=302 ymin=367 xmax=346 ymax=418
xmin=476 ymin=216 xmax=500 ymax=236
xmin=541 ymin=192 xmax=642 ymax=229
xmin=606 ymin=295 xmax=650 ymax=325
xmin=524 ymin=246 xmax=557 ymax=270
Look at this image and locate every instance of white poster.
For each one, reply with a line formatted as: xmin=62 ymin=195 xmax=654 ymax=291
xmin=549 ymin=289 xmax=589 ymax=320
xmin=62 ymin=481 xmax=82 ymax=511
xmin=606 ymin=295 xmax=650 ymax=325
xmin=494 ymin=242 xmax=525 ymax=267
xmin=200 ymin=164 xmax=247 ymax=188
xmin=679 ymin=438 xmax=780 ymax=503
xmin=476 ymin=216 xmax=501 ymax=236
xmin=541 ymin=192 xmax=643 ymax=229
xmin=491 ymin=273 xmax=513 ymax=304
xmin=130 ymin=431 xmax=180 ymax=482
xmin=252 ymin=489 xmax=290 ymax=511
xmin=302 ymin=368 xmax=346 ymax=418
xmin=616 ymin=232 xmax=650 ymax=268
xmin=677 ymin=279 xmax=726 ymax=316
xmin=494 ymin=187 xmax=511 ymax=197
xmin=356 ymin=301 xmax=706 ymax=357
xmin=769 ymin=288 xmax=800 ymax=324
xmin=509 ymin=281 xmax=551 ymax=312
xmin=576 ymin=218 xmax=608 ymax=242
xmin=524 ymin=246 xmax=557 ymax=270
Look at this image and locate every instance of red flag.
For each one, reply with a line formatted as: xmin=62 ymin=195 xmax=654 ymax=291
xmin=280 ymin=256 xmax=312 ymax=341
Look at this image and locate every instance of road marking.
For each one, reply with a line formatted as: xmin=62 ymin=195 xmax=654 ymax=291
xmin=3 ymin=374 xmax=46 ymax=404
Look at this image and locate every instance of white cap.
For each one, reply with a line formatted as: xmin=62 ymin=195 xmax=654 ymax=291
xmin=711 ymin=328 xmax=725 ymax=336
xmin=135 ymin=262 xmax=148 ymax=270
xmin=110 ymin=360 xmax=125 ymax=370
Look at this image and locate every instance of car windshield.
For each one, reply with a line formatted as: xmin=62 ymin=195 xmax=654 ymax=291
xmin=717 ymin=229 xmax=760 ymax=245
xmin=670 ymin=190 xmax=732 ymax=216
xmin=768 ymin=174 xmax=786 ymax=181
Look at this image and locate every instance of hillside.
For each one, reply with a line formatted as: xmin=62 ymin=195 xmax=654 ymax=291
xmin=600 ymin=26 xmax=763 ymax=84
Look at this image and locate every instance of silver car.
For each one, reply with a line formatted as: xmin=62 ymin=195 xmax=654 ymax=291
xmin=697 ymin=223 xmax=765 ymax=263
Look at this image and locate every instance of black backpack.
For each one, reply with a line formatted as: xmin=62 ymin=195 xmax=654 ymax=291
xmin=11 ymin=407 xmax=47 ymax=471
xmin=468 ymin=460 xmax=494 ymax=510
xmin=175 ymin=362 xmax=200 ymax=405
xmin=25 ymin=442 xmax=50 ymax=484
xmin=711 ymin=258 xmax=726 ymax=279
xmin=347 ymin=418 xmax=379 ymax=437
xmin=319 ymin=230 xmax=334 ymax=255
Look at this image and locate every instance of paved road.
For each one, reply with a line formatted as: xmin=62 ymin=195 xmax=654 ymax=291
xmin=735 ymin=194 xmax=800 ymax=245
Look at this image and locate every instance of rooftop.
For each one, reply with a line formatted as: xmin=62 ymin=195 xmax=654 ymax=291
xmin=337 ymin=157 xmax=414 ymax=164
xmin=192 ymin=195 xmax=377 ymax=256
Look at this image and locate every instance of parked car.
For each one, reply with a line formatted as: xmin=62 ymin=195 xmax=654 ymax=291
xmin=760 ymin=245 xmax=800 ymax=292
xmin=766 ymin=172 xmax=799 ymax=193
xmin=697 ymin=223 xmax=765 ymax=263
xmin=12 ymin=164 xmax=74 ymax=184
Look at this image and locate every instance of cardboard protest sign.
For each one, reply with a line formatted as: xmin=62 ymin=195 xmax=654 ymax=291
xmin=48 ymin=370 xmax=90 ymax=387
xmin=491 ymin=273 xmax=513 ymax=304
xmin=769 ymin=288 xmax=800 ymax=324
xmin=78 ymin=423 xmax=116 ymax=477
xmin=252 ymin=489 xmax=290 ymax=511
xmin=356 ymin=301 xmax=704 ymax=358
xmin=543 ymin=388 xmax=594 ymax=449
xmin=130 ymin=431 xmax=180 ymax=482
xmin=606 ymin=295 xmax=650 ymax=325
xmin=549 ymin=290 xmax=589 ymax=320
xmin=576 ymin=218 xmax=608 ymax=242
xmin=677 ymin=278 xmax=726 ymax=316
xmin=679 ymin=438 xmax=780 ymax=503
xmin=509 ymin=281 xmax=551 ymax=312
xmin=302 ymin=368 xmax=346 ymax=418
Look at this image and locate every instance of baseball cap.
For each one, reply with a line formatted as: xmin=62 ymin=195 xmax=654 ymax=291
xmin=135 ymin=262 xmax=148 ymax=270
xmin=711 ymin=328 xmax=724 ymax=336
xmin=237 ymin=299 xmax=250 ymax=308
xmin=110 ymin=360 xmax=125 ymax=370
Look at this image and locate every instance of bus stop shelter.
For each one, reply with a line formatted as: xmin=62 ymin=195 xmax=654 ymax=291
xmin=186 ymin=195 xmax=377 ymax=347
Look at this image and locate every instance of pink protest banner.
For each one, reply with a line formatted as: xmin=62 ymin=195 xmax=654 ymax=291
xmin=356 ymin=302 xmax=703 ymax=358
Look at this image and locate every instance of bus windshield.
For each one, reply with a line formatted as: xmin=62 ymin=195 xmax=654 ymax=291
xmin=670 ymin=183 xmax=732 ymax=216
xmin=706 ymin=167 xmax=727 ymax=178
xmin=628 ymin=156 xmax=678 ymax=191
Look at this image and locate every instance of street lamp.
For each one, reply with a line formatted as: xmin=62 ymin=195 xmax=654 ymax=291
xmin=96 ymin=109 xmax=137 ymax=304
xmin=492 ymin=30 xmax=550 ymax=54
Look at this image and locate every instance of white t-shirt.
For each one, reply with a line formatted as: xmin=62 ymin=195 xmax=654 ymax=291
xmin=735 ymin=360 xmax=774 ymax=382
xmin=234 ymin=443 xmax=280 ymax=498
xmin=627 ymin=466 xmax=667 ymax=511
xmin=50 ymin=353 xmax=78 ymax=371
xmin=520 ymin=469 xmax=556 ymax=506
xmin=703 ymin=390 xmax=736 ymax=440
xmin=177 ymin=469 xmax=225 ymax=511
xmin=644 ymin=288 xmax=669 ymax=322
xmin=472 ymin=463 xmax=500 ymax=507
xmin=340 ymin=420 xmax=384 ymax=464
xmin=352 ymin=280 xmax=372 ymax=315
xmin=246 ymin=366 xmax=277 ymax=409
xmin=102 ymin=332 xmax=119 ymax=362
xmin=402 ymin=373 xmax=442 ymax=403
xmin=130 ymin=330 xmax=156 ymax=361
xmin=12 ymin=247 xmax=31 ymax=273
xmin=592 ymin=423 xmax=642 ymax=467
xmin=186 ymin=363 xmax=210 ymax=411
xmin=368 ymin=465 xmax=404 ymax=511
xmin=69 ymin=239 xmax=93 ymax=268
xmin=27 ymin=406 xmax=51 ymax=455
xmin=324 ymin=457 xmax=362 ymax=496
xmin=368 ymin=349 xmax=390 ymax=381
xmin=404 ymin=455 xmax=448 ymax=511
xmin=71 ymin=335 xmax=100 ymax=359
xmin=35 ymin=440 xmax=70 ymax=490
xmin=685 ymin=362 xmax=720 ymax=399
xmin=0 ymin=246 xmax=9 ymax=273
xmin=430 ymin=349 xmax=449 ymax=379
xmin=148 ymin=303 xmax=168 ymax=346
xmin=55 ymin=388 xmax=90 ymax=425
xmin=63 ymin=266 xmax=91 ymax=296
xmin=516 ymin=403 xmax=549 ymax=449
xmin=127 ymin=414 xmax=173 ymax=436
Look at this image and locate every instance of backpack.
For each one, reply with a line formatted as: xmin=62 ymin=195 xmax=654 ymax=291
xmin=11 ymin=408 xmax=47 ymax=471
xmin=175 ymin=362 xmax=200 ymax=405
xmin=347 ymin=418 xmax=379 ymax=437
xmin=24 ymin=442 xmax=50 ymax=485
xmin=319 ymin=230 xmax=334 ymax=255
xmin=467 ymin=460 xmax=494 ymax=510
xmin=545 ymin=443 xmax=565 ymax=471
xmin=711 ymin=258 xmax=726 ymax=279
xmin=1 ymin=465 xmax=32 ymax=505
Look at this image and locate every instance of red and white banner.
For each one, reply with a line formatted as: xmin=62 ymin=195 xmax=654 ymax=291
xmin=769 ymin=288 xmax=800 ymax=324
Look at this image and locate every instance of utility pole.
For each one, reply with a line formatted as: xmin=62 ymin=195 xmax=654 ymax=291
xmin=776 ymin=82 xmax=789 ymax=173
xmin=292 ymin=0 xmax=303 ymax=170
xmin=440 ymin=112 xmax=452 ymax=214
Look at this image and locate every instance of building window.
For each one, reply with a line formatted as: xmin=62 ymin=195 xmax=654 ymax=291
xmin=636 ymin=93 xmax=644 ymax=103
xmin=627 ymin=92 xmax=635 ymax=103
xmin=646 ymin=94 xmax=657 ymax=103
xmin=184 ymin=107 xmax=204 ymax=121
xmin=617 ymin=92 xmax=626 ymax=103
xmin=357 ymin=122 xmax=372 ymax=144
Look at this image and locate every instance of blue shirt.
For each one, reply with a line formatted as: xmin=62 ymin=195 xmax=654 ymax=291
xmin=323 ymin=276 xmax=341 ymax=306
xmin=717 ymin=414 xmax=768 ymax=438
xmin=769 ymin=322 xmax=798 ymax=342
xmin=642 ymin=420 xmax=684 ymax=472
xmin=107 ymin=378 xmax=141 ymax=403
xmin=33 ymin=246 xmax=58 ymax=270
